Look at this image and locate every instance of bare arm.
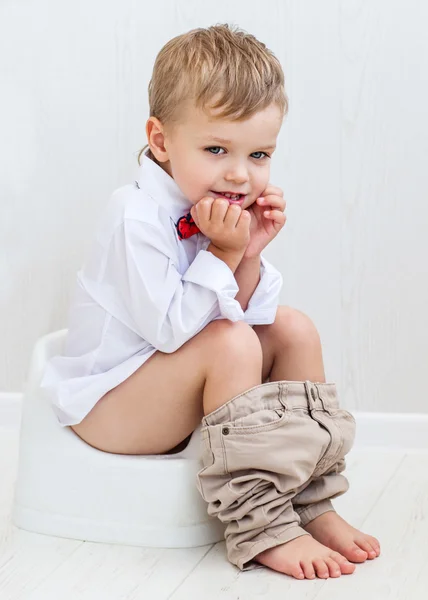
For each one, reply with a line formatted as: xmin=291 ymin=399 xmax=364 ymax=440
xmin=207 ymin=243 xmax=245 ymax=273
xmin=206 ymin=244 xmax=261 ymax=312
xmin=233 ymin=255 xmax=261 ymax=312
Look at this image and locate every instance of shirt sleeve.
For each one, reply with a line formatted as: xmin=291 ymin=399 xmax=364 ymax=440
xmin=242 ymin=255 xmax=283 ymax=325
xmin=81 ymin=219 xmax=245 ymax=354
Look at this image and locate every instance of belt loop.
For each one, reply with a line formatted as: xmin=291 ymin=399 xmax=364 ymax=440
xmin=304 ymin=380 xmax=324 ymax=412
xmin=278 ymin=381 xmax=288 ymax=409
xmin=304 ymin=380 xmax=315 ymax=411
xmin=314 ymin=383 xmax=330 ymax=413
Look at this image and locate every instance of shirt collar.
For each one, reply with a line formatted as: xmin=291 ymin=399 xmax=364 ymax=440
xmin=134 ymin=149 xmax=193 ymax=222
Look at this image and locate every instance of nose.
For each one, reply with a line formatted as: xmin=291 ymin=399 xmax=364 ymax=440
xmin=224 ymin=161 xmax=249 ymax=185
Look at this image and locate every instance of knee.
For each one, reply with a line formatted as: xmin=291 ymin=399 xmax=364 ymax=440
xmin=272 ymin=306 xmax=322 ymax=349
xmin=205 ymin=320 xmax=263 ymax=366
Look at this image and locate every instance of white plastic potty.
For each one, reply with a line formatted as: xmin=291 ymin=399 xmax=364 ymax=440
xmin=12 ymin=329 xmax=225 ymax=547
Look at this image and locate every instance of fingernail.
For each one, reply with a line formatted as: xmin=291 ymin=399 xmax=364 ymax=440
xmin=258 ymin=197 xmax=265 ymax=203
xmin=264 ymin=211 xmax=270 ymax=216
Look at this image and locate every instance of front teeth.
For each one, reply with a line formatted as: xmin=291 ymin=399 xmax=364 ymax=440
xmin=223 ymin=193 xmax=241 ymax=200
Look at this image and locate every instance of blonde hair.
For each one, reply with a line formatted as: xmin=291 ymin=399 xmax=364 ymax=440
xmin=138 ymin=23 xmax=288 ymax=164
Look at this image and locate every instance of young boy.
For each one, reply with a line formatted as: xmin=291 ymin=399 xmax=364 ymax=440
xmin=42 ymin=23 xmax=380 ymax=577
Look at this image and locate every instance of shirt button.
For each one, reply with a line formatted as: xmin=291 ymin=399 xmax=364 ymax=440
xmin=222 ymin=427 xmax=230 ymax=435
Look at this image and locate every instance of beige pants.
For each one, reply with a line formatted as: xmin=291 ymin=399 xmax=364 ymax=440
xmin=196 ymin=380 xmax=356 ymax=571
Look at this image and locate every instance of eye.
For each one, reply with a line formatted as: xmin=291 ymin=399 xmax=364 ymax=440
xmin=251 ymin=151 xmax=269 ymax=160
xmin=205 ymin=147 xmax=225 ymax=155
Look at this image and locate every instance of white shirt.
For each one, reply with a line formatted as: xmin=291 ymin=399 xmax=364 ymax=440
xmin=41 ymin=152 xmax=283 ymax=426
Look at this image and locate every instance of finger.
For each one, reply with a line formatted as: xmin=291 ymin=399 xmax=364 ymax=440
xmin=237 ymin=209 xmax=251 ymax=231
xmin=258 ymin=194 xmax=286 ymax=211
xmin=263 ymin=209 xmax=286 ymax=225
xmin=260 ymin=184 xmax=283 ymax=198
xmin=223 ymin=203 xmax=243 ymax=228
xmin=195 ymin=196 xmax=215 ymax=208
xmin=190 ymin=206 xmax=199 ymax=227
xmin=210 ymin=198 xmax=230 ymax=225
xmin=190 ymin=204 xmax=202 ymax=226
xmin=195 ymin=197 xmax=215 ymax=222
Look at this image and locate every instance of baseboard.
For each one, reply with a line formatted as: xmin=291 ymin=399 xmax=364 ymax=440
xmin=352 ymin=412 xmax=428 ymax=451
xmin=1 ymin=393 xmax=428 ymax=450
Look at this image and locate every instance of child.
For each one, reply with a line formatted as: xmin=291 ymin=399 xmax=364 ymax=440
xmin=42 ymin=23 xmax=380 ymax=578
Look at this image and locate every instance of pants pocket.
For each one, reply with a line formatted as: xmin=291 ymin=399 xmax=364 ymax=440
xmin=221 ymin=410 xmax=324 ymax=479
xmin=331 ymin=409 xmax=356 ymax=457
xmin=226 ymin=407 xmax=287 ymax=434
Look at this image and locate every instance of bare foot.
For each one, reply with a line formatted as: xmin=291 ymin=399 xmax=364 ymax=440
xmin=254 ymin=534 xmax=356 ymax=579
xmin=304 ymin=511 xmax=381 ymax=563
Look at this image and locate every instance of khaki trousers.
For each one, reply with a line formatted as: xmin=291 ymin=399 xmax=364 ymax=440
xmin=196 ymin=380 xmax=356 ymax=570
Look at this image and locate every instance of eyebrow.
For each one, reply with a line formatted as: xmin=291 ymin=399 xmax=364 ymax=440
xmin=205 ymin=136 xmax=232 ymax=144
xmin=203 ymin=136 xmax=276 ymax=150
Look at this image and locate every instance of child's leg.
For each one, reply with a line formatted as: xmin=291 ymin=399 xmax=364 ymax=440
xmin=196 ymin=379 xmax=357 ymax=578
xmin=71 ymin=320 xmax=263 ymax=455
xmin=252 ymin=306 xmax=380 ymax=573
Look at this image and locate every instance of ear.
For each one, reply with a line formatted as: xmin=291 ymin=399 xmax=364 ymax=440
xmin=146 ymin=117 xmax=170 ymax=163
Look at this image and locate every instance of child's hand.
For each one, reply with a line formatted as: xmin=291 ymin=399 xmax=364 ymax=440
xmin=243 ymin=184 xmax=287 ymax=258
xmin=190 ymin=196 xmax=251 ymax=254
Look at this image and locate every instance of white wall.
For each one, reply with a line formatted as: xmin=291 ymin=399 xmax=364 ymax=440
xmin=1 ymin=0 xmax=427 ymax=412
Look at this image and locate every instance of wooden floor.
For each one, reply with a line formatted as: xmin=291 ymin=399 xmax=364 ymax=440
xmin=1 ymin=428 xmax=428 ymax=600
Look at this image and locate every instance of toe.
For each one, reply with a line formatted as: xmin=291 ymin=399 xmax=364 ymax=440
xmin=313 ymin=559 xmax=329 ymax=579
xmin=290 ymin=564 xmax=305 ymax=580
xmin=356 ymin=538 xmax=377 ymax=560
xmin=325 ymin=557 xmax=342 ymax=578
xmin=367 ymin=535 xmax=381 ymax=556
xmin=301 ymin=561 xmax=316 ymax=580
xmin=342 ymin=542 xmax=368 ymax=563
xmin=331 ymin=552 xmax=356 ymax=575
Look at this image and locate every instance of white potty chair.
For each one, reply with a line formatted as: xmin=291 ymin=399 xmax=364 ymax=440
xmin=13 ymin=330 xmax=225 ymax=547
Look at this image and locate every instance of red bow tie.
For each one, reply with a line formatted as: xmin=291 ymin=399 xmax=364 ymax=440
xmin=176 ymin=211 xmax=200 ymax=240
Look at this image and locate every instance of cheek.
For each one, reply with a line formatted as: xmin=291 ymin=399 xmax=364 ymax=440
xmin=252 ymin=167 xmax=270 ymax=197
xmin=186 ymin=155 xmax=217 ymax=195
xmin=171 ymin=158 xmax=209 ymax=202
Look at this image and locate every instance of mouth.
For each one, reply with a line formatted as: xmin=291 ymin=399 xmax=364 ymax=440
xmin=210 ymin=191 xmax=248 ymax=205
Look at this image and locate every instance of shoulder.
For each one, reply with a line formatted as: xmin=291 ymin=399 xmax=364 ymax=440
xmin=106 ymin=184 xmax=179 ymax=259
xmin=108 ymin=182 xmax=161 ymax=228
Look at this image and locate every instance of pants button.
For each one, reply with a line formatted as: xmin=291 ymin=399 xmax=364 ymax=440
xmin=222 ymin=427 xmax=230 ymax=435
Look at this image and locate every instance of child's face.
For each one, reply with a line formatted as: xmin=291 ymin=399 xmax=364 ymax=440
xmin=160 ymin=101 xmax=283 ymax=209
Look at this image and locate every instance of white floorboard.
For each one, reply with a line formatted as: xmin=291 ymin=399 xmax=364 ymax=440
xmin=1 ymin=429 xmax=428 ymax=599
xmin=315 ymin=453 xmax=428 ymax=600
xmin=169 ymin=450 xmax=404 ymax=599
xmin=0 ymin=431 xmax=80 ymax=599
